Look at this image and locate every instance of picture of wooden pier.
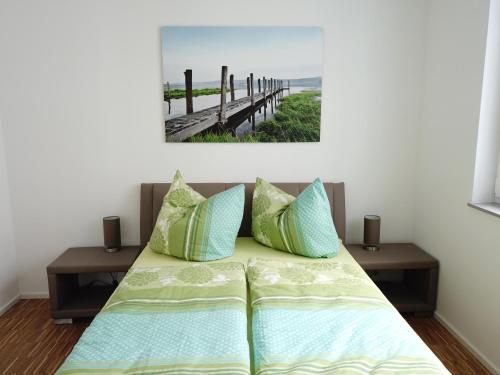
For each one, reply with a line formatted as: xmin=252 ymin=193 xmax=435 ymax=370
xmin=161 ymin=26 xmax=323 ymax=143
xmin=165 ymin=69 xmax=290 ymax=141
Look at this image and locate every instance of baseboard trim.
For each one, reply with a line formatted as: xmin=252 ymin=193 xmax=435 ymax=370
xmin=20 ymin=292 xmax=49 ymax=299
xmin=0 ymin=295 xmax=21 ymax=316
xmin=435 ymin=312 xmax=500 ymax=375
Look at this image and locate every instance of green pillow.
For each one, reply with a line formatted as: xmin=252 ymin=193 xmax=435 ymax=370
xmin=149 ymin=171 xmax=245 ymax=261
xmin=251 ymin=177 xmax=339 ymax=258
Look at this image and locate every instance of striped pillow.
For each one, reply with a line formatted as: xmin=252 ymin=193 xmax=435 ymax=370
xmin=251 ymin=178 xmax=339 ymax=258
xmin=149 ymin=171 xmax=245 ymax=261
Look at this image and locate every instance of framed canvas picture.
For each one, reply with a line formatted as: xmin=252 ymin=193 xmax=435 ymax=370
xmin=161 ymin=26 xmax=323 ymax=143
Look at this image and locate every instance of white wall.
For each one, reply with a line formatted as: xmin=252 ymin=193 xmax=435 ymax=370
xmin=0 ymin=0 xmax=427 ymax=296
xmin=415 ymin=0 xmax=500 ymax=372
xmin=0 ymin=113 xmax=18 ymax=312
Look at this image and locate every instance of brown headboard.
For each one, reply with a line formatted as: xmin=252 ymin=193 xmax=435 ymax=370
xmin=140 ymin=182 xmax=346 ymax=249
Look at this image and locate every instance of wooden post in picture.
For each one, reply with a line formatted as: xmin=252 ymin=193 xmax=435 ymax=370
xmin=246 ymin=76 xmax=251 ymax=123
xmin=250 ymin=73 xmax=255 ymax=132
xmin=229 ymin=74 xmax=235 ymax=101
xmin=263 ymin=77 xmax=267 ymax=120
xmin=274 ymin=80 xmax=278 ymax=107
xmin=258 ymin=78 xmax=262 ymax=113
xmin=184 ymin=69 xmax=193 ymax=114
xmin=269 ymin=79 xmax=271 ymax=109
xmin=219 ymin=66 xmax=228 ymax=125
xmin=271 ymin=78 xmax=274 ymax=114
xmin=269 ymin=79 xmax=271 ymax=106
xmin=166 ymin=81 xmax=171 ymax=114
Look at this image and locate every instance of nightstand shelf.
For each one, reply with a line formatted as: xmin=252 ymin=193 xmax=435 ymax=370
xmin=377 ymin=281 xmax=430 ymax=312
xmin=346 ymin=243 xmax=438 ymax=316
xmin=47 ymin=246 xmax=141 ymax=323
xmin=58 ymin=285 xmax=116 ymax=317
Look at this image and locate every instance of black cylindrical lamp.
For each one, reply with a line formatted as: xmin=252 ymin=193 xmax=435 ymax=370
xmin=363 ymin=215 xmax=380 ymax=251
xmin=103 ymin=216 xmax=121 ymax=253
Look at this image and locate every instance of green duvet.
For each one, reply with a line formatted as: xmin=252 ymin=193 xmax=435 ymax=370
xmin=57 ymin=239 xmax=449 ymax=374
xmin=248 ymin=258 xmax=450 ymax=375
xmin=57 ymin=262 xmax=250 ymax=374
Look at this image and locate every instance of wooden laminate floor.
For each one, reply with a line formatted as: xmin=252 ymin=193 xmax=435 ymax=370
xmin=0 ymin=299 xmax=492 ymax=375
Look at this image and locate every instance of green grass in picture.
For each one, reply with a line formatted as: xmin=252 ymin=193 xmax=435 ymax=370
xmin=165 ymin=88 xmax=221 ymax=99
xmin=187 ymin=91 xmax=321 ymax=143
xmin=255 ymin=91 xmax=321 ymax=142
xmin=188 ymin=133 xmax=258 ymax=143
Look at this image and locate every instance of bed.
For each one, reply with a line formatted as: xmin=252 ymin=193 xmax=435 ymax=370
xmin=57 ymin=182 xmax=449 ymax=374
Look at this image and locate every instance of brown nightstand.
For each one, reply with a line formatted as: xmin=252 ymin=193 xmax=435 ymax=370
xmin=346 ymin=243 xmax=438 ymax=316
xmin=47 ymin=246 xmax=141 ymax=323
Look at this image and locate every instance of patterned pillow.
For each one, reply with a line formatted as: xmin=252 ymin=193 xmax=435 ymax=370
xmin=251 ymin=178 xmax=339 ymax=258
xmin=149 ymin=171 xmax=245 ymax=261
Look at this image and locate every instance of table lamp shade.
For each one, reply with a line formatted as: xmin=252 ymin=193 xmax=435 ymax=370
xmin=363 ymin=215 xmax=380 ymax=250
xmin=103 ymin=216 xmax=121 ymax=252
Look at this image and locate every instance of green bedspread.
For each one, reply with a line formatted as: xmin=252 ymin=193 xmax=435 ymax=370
xmin=247 ymin=258 xmax=450 ymax=375
xmin=56 ymin=262 xmax=250 ymax=375
xmin=57 ymin=239 xmax=449 ymax=374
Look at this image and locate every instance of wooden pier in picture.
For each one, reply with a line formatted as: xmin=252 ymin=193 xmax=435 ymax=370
xmin=165 ymin=66 xmax=289 ymax=142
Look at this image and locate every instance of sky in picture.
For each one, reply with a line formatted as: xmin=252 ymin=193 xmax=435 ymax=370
xmin=161 ymin=26 xmax=323 ymax=84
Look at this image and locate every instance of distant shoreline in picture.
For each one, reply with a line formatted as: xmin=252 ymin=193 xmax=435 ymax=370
xmin=161 ymin=26 xmax=323 ymax=143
